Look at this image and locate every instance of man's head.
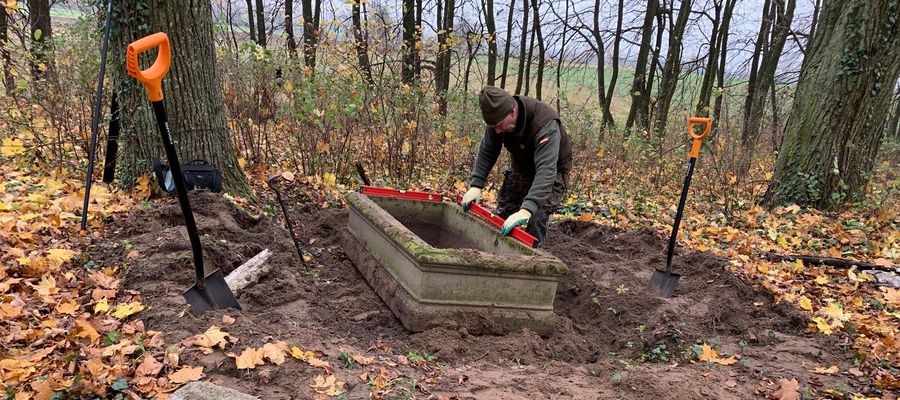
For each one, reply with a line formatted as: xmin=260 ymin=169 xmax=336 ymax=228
xmin=480 ymin=86 xmax=518 ymax=133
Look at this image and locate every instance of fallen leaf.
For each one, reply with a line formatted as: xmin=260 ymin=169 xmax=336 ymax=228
xmin=230 ymin=347 xmax=264 ymax=369
xmin=291 ymin=346 xmax=315 ymax=360
xmin=812 ymin=317 xmax=833 ymax=335
xmin=770 ymin=378 xmax=800 ymax=400
xmin=883 ymin=288 xmax=900 ymax=305
xmin=822 ymin=302 xmax=850 ymax=323
xmin=697 ymin=343 xmax=737 ymax=366
xmin=813 ymin=365 xmax=838 ymax=375
xmin=310 ymin=374 xmax=345 ymax=396
xmin=260 ymin=342 xmax=286 ymax=365
xmin=74 ymin=318 xmax=100 ymax=342
xmin=135 ymin=355 xmax=163 ymax=377
xmin=352 ymin=354 xmax=374 ymax=365
xmin=111 ymin=301 xmax=145 ymax=319
xmin=798 ymin=296 xmax=813 ymax=311
xmin=55 ymin=300 xmax=78 ymax=315
xmin=848 ymin=367 xmax=864 ymax=377
xmin=221 ymin=315 xmax=236 ymax=325
xmin=93 ymin=298 xmax=109 ymax=314
xmin=191 ymin=325 xmax=229 ymax=350
xmin=169 ymin=366 xmax=204 ymax=384
xmin=307 ymin=356 xmax=334 ymax=373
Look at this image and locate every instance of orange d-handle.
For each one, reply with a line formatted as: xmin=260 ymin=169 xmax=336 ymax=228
xmin=126 ymin=32 xmax=171 ymax=102
xmin=687 ymin=117 xmax=712 ymax=159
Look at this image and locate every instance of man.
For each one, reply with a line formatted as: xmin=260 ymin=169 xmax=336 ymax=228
xmin=461 ymin=86 xmax=573 ymax=246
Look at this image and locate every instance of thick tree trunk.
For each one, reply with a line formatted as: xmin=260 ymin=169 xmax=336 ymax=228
xmin=763 ymin=0 xmax=900 ymax=209
xmin=653 ymin=0 xmax=693 ymax=135
xmin=435 ymin=0 xmax=455 ymax=114
xmin=352 ymin=0 xmax=374 ymax=85
xmin=402 ymin=0 xmax=416 ymax=84
xmin=110 ymin=0 xmax=249 ymax=196
xmin=302 ymin=0 xmax=322 ymax=71
xmin=515 ymin=0 xmax=529 ymax=94
xmin=500 ymin=0 xmax=515 ymax=89
xmin=414 ymin=0 xmax=422 ymax=79
xmin=245 ymin=0 xmax=256 ymax=43
xmin=530 ymin=0 xmax=544 ymax=100
xmin=625 ymin=0 xmax=658 ymax=131
xmin=27 ymin=0 xmax=52 ymax=81
xmin=484 ymin=0 xmax=497 ymax=85
xmin=285 ymin=0 xmax=297 ymax=57
xmin=888 ymin=89 xmax=900 ymax=140
xmin=254 ymin=0 xmax=266 ymax=47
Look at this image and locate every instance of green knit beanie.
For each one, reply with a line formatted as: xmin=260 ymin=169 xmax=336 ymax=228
xmin=479 ymin=85 xmax=515 ymax=125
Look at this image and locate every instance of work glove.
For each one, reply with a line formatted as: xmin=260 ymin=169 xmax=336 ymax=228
xmin=461 ymin=187 xmax=482 ymax=212
xmin=501 ymin=209 xmax=531 ymax=236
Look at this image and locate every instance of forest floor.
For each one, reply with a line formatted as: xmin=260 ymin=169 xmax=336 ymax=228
xmin=0 ymin=161 xmax=897 ymax=399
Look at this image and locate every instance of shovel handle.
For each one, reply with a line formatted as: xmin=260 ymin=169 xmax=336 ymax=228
xmin=126 ymin=32 xmax=171 ymax=101
xmin=687 ymin=117 xmax=712 ymax=159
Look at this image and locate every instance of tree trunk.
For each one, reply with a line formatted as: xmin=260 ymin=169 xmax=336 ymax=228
xmin=712 ymin=0 xmax=736 ymax=127
xmin=523 ymin=5 xmax=535 ymax=96
xmin=402 ymin=0 xmax=416 ymax=84
xmin=515 ymin=0 xmax=529 ymax=94
xmin=605 ymin=0 xmax=624 ymax=113
xmin=27 ymin=0 xmax=52 ymax=81
xmin=414 ymin=0 xmax=422 ymax=79
xmin=763 ymin=0 xmax=900 ymax=209
xmin=484 ymin=0 xmax=497 ymax=85
xmin=244 ymin=0 xmax=256 ymax=43
xmin=625 ymin=0 xmax=658 ymax=131
xmin=653 ymin=0 xmax=693 ymax=135
xmin=696 ymin=0 xmax=723 ymax=117
xmin=556 ymin=0 xmax=569 ymax=111
xmin=352 ymin=0 xmax=374 ymax=85
xmin=110 ymin=0 xmax=249 ymax=196
xmin=530 ymin=0 xmax=544 ymax=100
xmin=740 ymin=0 xmax=795 ymax=173
xmin=592 ymin=0 xmax=614 ymax=127
xmin=500 ymin=0 xmax=516 ymax=89
xmin=888 ymin=89 xmax=900 ymax=140
xmin=302 ymin=0 xmax=322 ymax=71
xmin=285 ymin=0 xmax=297 ymax=57
xmin=1 ymin=12 xmax=11 ymax=94
xmin=435 ymin=0 xmax=456 ymax=114
xmin=254 ymin=0 xmax=266 ymax=47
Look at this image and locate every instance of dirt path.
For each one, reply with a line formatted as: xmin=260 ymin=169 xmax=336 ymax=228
xmin=90 ymin=190 xmax=866 ymax=399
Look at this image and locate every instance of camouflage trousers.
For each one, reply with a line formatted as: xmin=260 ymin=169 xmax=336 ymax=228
xmin=495 ymin=169 xmax=569 ymax=247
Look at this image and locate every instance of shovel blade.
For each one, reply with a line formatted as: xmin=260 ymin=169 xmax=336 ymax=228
xmin=648 ymin=270 xmax=681 ymax=298
xmin=182 ymin=269 xmax=241 ymax=315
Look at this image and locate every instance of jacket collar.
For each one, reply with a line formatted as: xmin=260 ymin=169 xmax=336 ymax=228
xmin=511 ymin=96 xmax=527 ymax=139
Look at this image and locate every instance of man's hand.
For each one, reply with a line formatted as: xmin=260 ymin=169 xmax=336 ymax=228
xmin=501 ymin=209 xmax=531 ymax=235
xmin=461 ymin=187 xmax=482 ymax=212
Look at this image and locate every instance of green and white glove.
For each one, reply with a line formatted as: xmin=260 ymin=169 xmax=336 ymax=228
xmin=461 ymin=187 xmax=482 ymax=212
xmin=501 ymin=209 xmax=531 ymax=235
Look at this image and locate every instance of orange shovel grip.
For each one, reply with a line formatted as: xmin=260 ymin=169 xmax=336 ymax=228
xmin=126 ymin=32 xmax=171 ymax=102
xmin=687 ymin=117 xmax=712 ymax=158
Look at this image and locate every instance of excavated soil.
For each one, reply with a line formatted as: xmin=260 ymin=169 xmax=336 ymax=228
xmin=90 ymin=190 xmax=866 ymax=399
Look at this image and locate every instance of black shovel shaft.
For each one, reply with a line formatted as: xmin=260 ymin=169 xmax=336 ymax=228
xmin=268 ymin=178 xmax=306 ymax=267
xmin=151 ymin=100 xmax=206 ymax=289
xmin=80 ymin=0 xmax=115 ymax=231
xmin=665 ymin=156 xmax=697 ymax=272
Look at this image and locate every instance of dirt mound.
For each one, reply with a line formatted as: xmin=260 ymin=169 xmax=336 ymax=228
xmin=91 ymin=191 xmax=857 ymax=399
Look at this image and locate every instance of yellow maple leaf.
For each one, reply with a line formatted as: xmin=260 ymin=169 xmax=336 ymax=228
xmin=260 ymin=342 xmax=286 ymax=365
xmin=822 ymin=302 xmax=850 ymax=323
xmin=307 ymin=355 xmax=334 ymax=373
xmin=697 ymin=343 xmax=737 ymax=365
xmin=93 ymin=298 xmax=109 ymax=314
xmin=322 ymin=172 xmax=337 ymax=187
xmin=310 ymin=374 xmax=345 ymax=396
xmin=169 ymin=366 xmax=204 ymax=384
xmin=45 ymin=248 xmax=75 ymax=269
xmin=55 ymin=300 xmax=78 ymax=315
xmin=798 ymin=296 xmax=813 ymax=311
xmin=813 ymin=365 xmax=838 ymax=375
xmin=191 ymin=325 xmax=230 ymax=350
xmin=229 ymin=347 xmax=264 ymax=369
xmin=111 ymin=301 xmax=145 ymax=319
xmin=291 ymin=346 xmax=315 ymax=360
xmin=812 ymin=317 xmax=833 ymax=335
xmin=815 ymin=275 xmax=829 ymax=285
xmin=74 ymin=318 xmax=100 ymax=342
xmin=1 ymin=138 xmax=25 ymax=156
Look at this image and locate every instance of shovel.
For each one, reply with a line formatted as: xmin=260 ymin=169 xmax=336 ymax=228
xmin=126 ymin=33 xmax=241 ymax=314
xmin=648 ymin=117 xmax=711 ymax=298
